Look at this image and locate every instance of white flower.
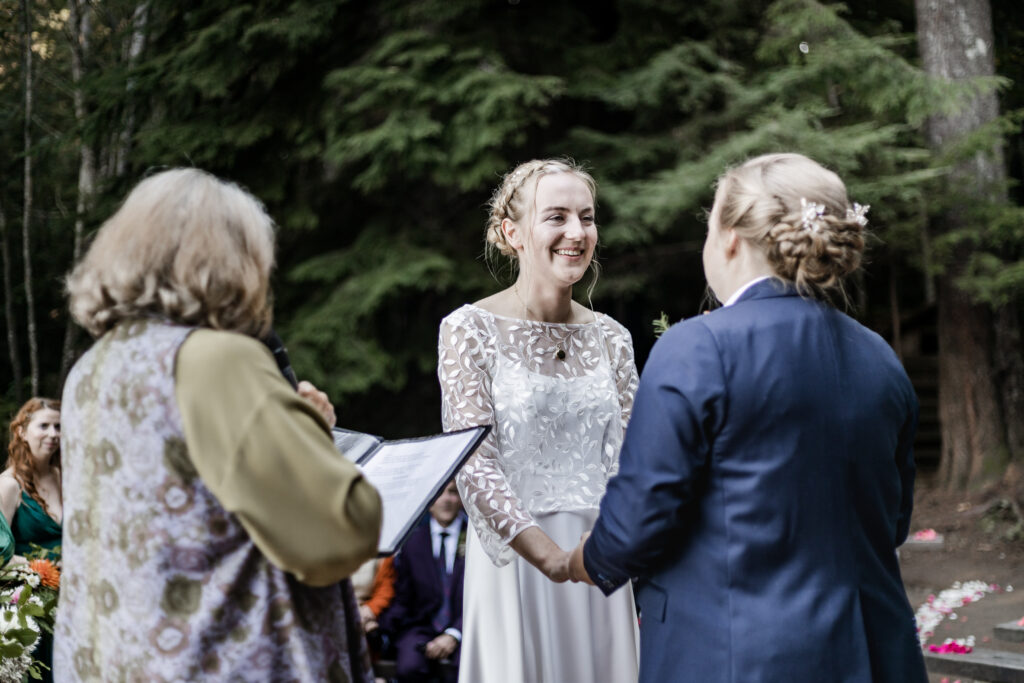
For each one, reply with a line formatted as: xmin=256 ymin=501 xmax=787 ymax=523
xmin=914 ymin=579 xmax=994 ymax=645
xmin=0 ymin=605 xmax=39 ymax=638
xmin=0 ymin=602 xmax=40 ymax=683
xmin=0 ymin=652 xmax=33 ymax=683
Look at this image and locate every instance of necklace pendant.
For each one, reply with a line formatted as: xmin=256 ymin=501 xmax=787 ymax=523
xmin=555 ymin=347 xmax=566 ymax=361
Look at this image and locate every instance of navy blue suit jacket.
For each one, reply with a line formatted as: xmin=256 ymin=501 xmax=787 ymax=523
xmin=384 ymin=518 xmax=465 ymax=637
xmin=584 ymin=280 xmax=926 ymax=683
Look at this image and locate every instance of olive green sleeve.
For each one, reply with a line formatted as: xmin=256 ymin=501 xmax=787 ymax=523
xmin=175 ymin=329 xmax=382 ymax=587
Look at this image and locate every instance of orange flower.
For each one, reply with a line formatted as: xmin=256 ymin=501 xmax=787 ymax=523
xmin=28 ymin=559 xmax=60 ymax=590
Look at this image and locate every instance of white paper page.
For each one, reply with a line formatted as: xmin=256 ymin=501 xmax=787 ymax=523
xmin=360 ymin=429 xmax=481 ymax=552
xmin=332 ymin=428 xmax=381 ymax=463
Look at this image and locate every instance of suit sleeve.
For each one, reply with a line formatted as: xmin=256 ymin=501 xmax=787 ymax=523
xmin=584 ymin=320 xmax=726 ymax=595
xmin=382 ymin=551 xmax=413 ymax=634
xmin=894 ymin=388 xmax=919 ymax=546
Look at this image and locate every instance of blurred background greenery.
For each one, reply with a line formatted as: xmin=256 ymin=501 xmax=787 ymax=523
xmin=0 ymin=0 xmax=1021 ymax=489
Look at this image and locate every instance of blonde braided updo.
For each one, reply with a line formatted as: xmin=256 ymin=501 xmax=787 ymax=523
xmin=485 ymin=159 xmax=597 ymax=260
xmin=715 ymin=153 xmax=866 ymax=297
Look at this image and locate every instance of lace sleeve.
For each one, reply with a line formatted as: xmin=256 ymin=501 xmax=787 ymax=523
xmin=606 ymin=318 xmax=639 ymax=429
xmin=604 ymin=318 xmax=639 ymax=478
xmin=438 ymin=312 xmax=537 ymax=567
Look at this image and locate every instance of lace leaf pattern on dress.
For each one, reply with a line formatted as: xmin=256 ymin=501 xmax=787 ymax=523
xmin=439 ymin=310 xmax=534 ymax=567
xmin=610 ymin=324 xmax=639 ymax=477
xmin=438 ymin=305 xmax=638 ymax=567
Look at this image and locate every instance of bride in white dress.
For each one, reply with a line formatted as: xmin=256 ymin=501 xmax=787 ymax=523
xmin=438 ymin=159 xmax=639 ymax=683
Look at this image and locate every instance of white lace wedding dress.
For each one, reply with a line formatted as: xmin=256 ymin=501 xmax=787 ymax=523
xmin=438 ymin=304 xmax=640 ymax=683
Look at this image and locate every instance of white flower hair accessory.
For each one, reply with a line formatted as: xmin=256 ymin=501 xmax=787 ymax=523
xmin=508 ymin=166 xmax=531 ymax=185
xmin=846 ymin=202 xmax=870 ymax=226
xmin=800 ymin=197 xmax=825 ymax=232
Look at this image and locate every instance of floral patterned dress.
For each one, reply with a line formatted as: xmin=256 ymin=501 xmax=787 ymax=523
xmin=438 ymin=304 xmax=640 ymax=683
xmin=55 ymin=320 xmax=372 ymax=683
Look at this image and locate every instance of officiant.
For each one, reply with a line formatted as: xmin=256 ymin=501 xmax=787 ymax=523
xmin=56 ymin=168 xmax=383 ymax=682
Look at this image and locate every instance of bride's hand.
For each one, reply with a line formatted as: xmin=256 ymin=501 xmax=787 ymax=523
xmin=542 ymin=549 xmax=571 ymax=584
xmin=510 ymin=527 xmax=571 ymax=583
xmin=568 ymin=534 xmax=595 ymax=585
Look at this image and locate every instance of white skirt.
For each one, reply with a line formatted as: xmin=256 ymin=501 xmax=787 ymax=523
xmin=458 ymin=509 xmax=639 ymax=683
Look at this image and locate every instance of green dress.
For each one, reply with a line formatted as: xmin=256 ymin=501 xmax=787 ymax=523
xmin=0 ymin=511 xmax=13 ymax=566
xmin=12 ymin=491 xmax=62 ymax=559
xmin=12 ymin=492 xmax=61 ymax=683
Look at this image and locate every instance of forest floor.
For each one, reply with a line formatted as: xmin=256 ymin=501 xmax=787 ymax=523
xmin=900 ymin=469 xmax=1024 ymax=682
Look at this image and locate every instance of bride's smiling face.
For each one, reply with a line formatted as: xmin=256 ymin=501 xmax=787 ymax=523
xmin=506 ymin=173 xmax=597 ymax=288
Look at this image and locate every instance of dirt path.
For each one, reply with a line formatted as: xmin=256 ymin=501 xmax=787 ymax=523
xmin=900 ymin=484 xmax=1024 ymax=682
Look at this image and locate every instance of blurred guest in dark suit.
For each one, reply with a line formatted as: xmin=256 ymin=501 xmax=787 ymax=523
xmin=384 ymin=481 xmax=465 ymax=683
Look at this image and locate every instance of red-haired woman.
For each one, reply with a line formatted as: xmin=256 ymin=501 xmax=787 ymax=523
xmin=0 ymin=397 xmax=63 ymax=561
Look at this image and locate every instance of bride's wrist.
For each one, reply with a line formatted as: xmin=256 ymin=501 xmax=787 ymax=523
xmin=511 ymin=527 xmax=568 ymax=578
xmin=541 ymin=548 xmax=569 ymax=577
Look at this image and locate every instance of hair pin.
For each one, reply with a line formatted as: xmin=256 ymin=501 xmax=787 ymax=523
xmin=800 ymin=198 xmax=825 ymax=232
xmin=846 ymin=202 xmax=870 ymax=226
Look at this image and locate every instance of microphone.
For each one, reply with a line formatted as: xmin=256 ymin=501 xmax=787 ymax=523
xmin=263 ymin=328 xmax=299 ymax=390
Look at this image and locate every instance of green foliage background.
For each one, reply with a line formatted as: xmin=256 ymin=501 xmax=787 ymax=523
xmin=0 ymin=0 xmax=1022 ymax=437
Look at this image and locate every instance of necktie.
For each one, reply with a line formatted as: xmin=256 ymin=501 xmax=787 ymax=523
xmin=433 ymin=530 xmax=452 ymax=632
xmin=437 ymin=530 xmax=450 ymax=569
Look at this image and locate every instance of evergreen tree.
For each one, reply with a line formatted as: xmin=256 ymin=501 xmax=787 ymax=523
xmin=0 ymin=0 xmax=1020 ymax=470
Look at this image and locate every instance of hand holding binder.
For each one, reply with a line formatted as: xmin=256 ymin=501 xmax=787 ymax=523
xmin=332 ymin=425 xmax=490 ymax=555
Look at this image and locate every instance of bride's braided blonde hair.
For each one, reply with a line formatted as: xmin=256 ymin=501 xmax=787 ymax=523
xmin=715 ymin=153 xmax=866 ymax=300
xmin=485 ymin=158 xmax=597 ymax=260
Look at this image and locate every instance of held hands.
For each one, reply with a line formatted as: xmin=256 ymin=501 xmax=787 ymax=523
xmin=297 ymin=380 xmax=337 ymax=428
xmin=510 ymin=526 xmax=594 ymax=584
xmin=542 ymin=548 xmax=572 ymax=584
xmin=424 ymin=633 xmax=459 ymax=660
xmin=511 ymin=527 xmax=571 ymax=583
xmin=568 ymin=531 xmax=595 ymax=585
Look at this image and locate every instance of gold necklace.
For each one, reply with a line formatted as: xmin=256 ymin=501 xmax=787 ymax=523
xmin=513 ymin=285 xmax=568 ymax=361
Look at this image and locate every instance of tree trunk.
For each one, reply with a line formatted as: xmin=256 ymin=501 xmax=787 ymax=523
xmin=0 ymin=202 xmax=23 ymax=402
xmin=116 ymin=2 xmax=149 ymax=177
xmin=61 ymin=0 xmax=95 ymax=381
xmin=994 ymin=305 xmax=1024 ymax=467
xmin=935 ymin=274 xmax=1006 ymax=488
xmin=916 ymin=0 xmax=1020 ymax=489
xmin=21 ymin=0 xmax=39 ymax=397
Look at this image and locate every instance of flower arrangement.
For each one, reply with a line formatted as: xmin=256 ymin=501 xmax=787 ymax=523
xmin=0 ymin=554 xmax=59 ymax=682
